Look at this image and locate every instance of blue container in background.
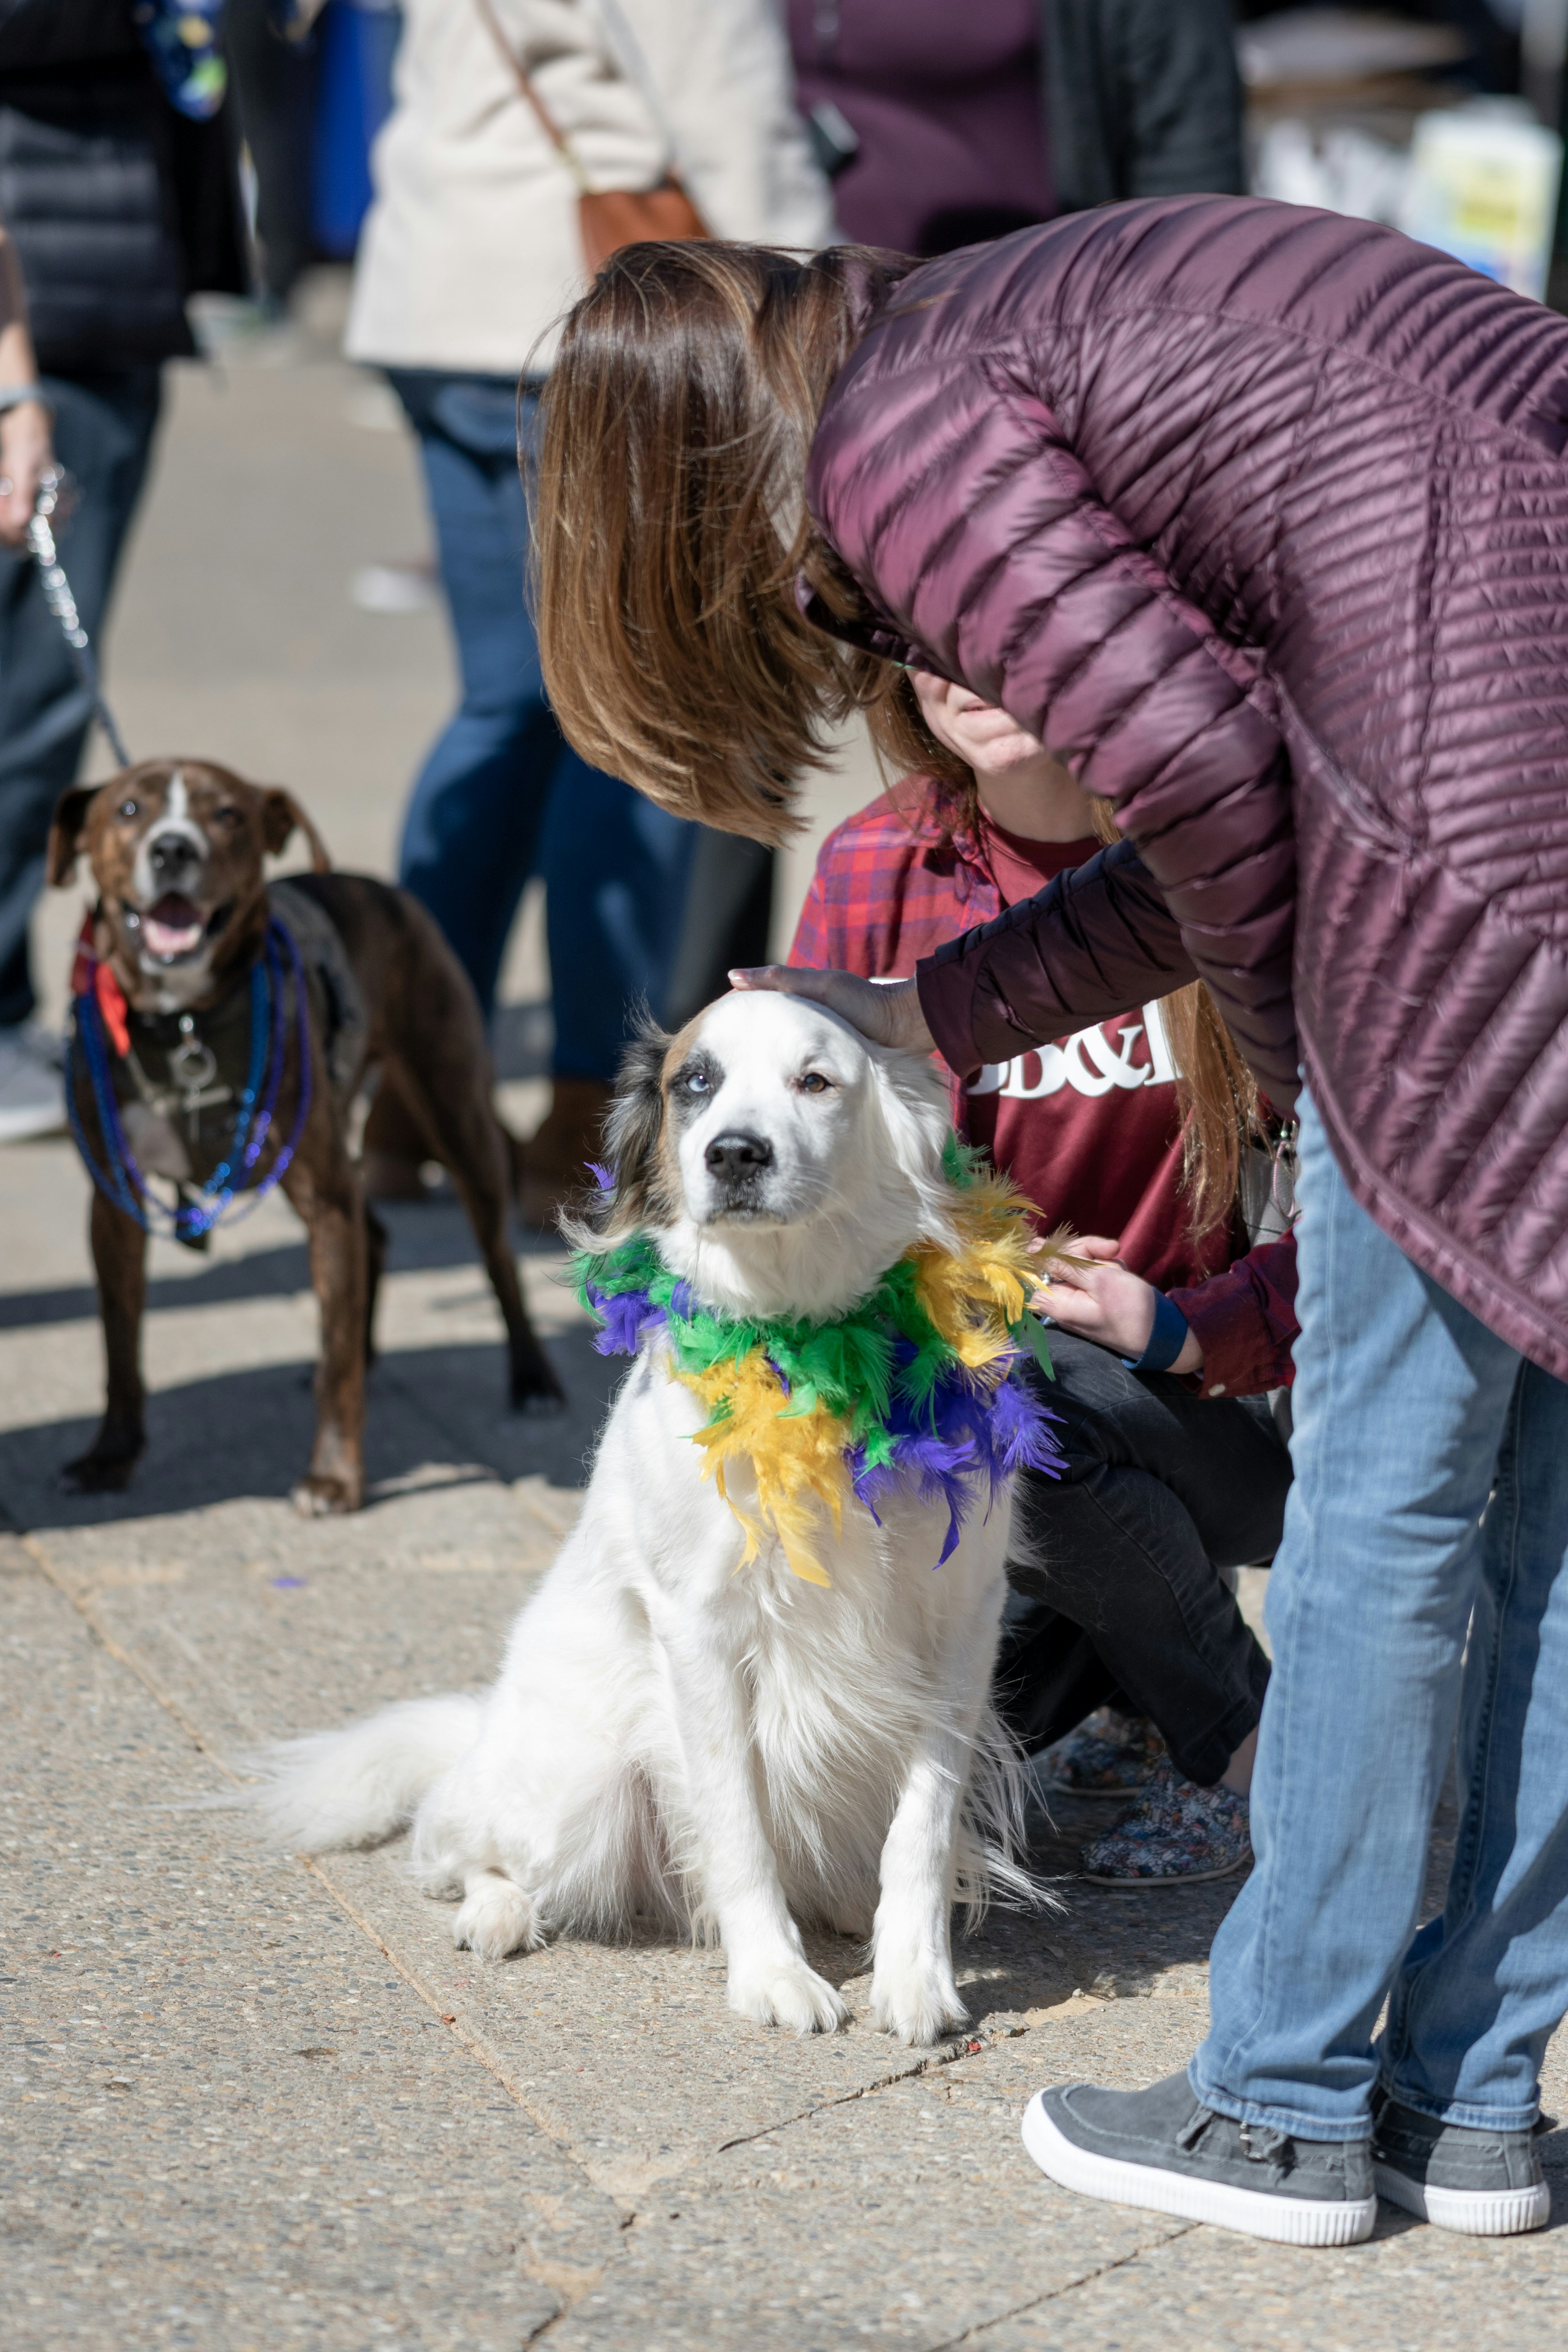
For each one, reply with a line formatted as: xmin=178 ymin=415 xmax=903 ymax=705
xmin=311 ymin=0 xmax=401 ymax=257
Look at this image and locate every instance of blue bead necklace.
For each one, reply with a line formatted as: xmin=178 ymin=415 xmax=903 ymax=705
xmin=68 ymin=917 xmax=314 ymax=1244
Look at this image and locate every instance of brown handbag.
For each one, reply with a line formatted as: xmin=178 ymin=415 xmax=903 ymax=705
xmin=472 ymin=0 xmax=709 ymax=274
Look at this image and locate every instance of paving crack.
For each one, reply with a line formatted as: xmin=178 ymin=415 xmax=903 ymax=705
xmin=924 ymin=2223 xmax=1200 ymax=2350
xmin=520 ymin=2297 xmax=574 ymax=2350
xmin=716 ymin=2029 xmax=1028 ymax=2154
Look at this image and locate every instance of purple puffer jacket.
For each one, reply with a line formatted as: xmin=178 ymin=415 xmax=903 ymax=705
xmin=805 ymin=195 xmax=1568 ymax=1381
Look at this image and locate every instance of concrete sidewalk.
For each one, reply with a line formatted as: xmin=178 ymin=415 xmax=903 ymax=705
xmin=3 ymin=290 xmax=1564 ymax=2351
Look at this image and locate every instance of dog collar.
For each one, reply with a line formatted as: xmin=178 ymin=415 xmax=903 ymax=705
xmin=68 ymin=916 xmax=313 ymax=1247
xmin=575 ymin=1141 xmax=1065 ymax=1587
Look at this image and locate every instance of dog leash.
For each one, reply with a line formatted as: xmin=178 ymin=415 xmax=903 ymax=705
xmin=25 ymin=468 xmax=133 ymax=769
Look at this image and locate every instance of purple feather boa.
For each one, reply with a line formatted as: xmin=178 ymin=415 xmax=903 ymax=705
xmin=849 ymin=1362 xmax=1064 ymax=1564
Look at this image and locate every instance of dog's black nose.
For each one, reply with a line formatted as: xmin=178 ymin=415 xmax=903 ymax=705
xmin=147 ymin=831 xmax=200 ymax=879
xmin=705 ymin=1131 xmax=773 ymax=1180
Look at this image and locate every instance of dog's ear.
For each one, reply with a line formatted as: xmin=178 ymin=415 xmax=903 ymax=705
xmin=560 ymin=1010 xmax=671 ymax=1242
xmin=47 ymin=782 xmax=101 ymax=887
xmin=260 ymin=789 xmax=331 ymax=873
xmin=869 ymin=1039 xmax=962 ymax=1243
xmin=605 ymin=1022 xmax=670 ymax=1205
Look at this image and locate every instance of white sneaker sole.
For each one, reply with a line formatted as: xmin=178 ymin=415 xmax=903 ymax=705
xmin=1021 ymin=2091 xmax=1377 ymax=2247
xmin=1374 ymin=2159 xmax=1550 ymax=2235
xmin=1080 ymin=1852 xmax=1251 ymax=1886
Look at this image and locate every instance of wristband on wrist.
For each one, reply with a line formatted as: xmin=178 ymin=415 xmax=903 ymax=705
xmin=0 ymin=385 xmax=51 ymax=419
xmin=1122 ymin=1288 xmax=1190 ymax=1374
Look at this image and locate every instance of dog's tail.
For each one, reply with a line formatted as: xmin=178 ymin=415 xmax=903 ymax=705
xmin=247 ymin=1694 xmax=483 ymax=1853
xmin=953 ymin=1702 xmax=1063 ymax=1924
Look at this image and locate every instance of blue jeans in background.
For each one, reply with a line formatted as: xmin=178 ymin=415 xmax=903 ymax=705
xmin=386 ymin=370 xmax=695 ymax=1080
xmin=1193 ymin=1092 xmax=1568 ymax=2138
xmin=0 ymin=366 xmax=162 ymax=1027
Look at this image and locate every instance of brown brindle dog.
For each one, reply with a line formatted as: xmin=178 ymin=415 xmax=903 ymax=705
xmin=49 ymin=759 xmax=563 ymax=1514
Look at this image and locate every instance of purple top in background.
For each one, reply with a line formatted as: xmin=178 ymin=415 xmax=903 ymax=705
xmin=786 ymin=0 xmax=1051 ymax=257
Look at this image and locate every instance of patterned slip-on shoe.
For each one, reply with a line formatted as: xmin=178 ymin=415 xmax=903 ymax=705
xmin=1372 ymin=2088 xmax=1550 ymax=2235
xmin=1080 ymin=1760 xmax=1252 ymax=1885
xmin=1042 ymin=1708 xmax=1167 ymax=1799
xmin=1022 ymin=2070 xmax=1376 ymax=2246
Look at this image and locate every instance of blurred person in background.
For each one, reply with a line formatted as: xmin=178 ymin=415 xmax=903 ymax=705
xmin=223 ymin=0 xmax=322 ymax=312
xmin=350 ymin=0 xmax=834 ymax=1215
xmin=788 ymin=0 xmax=1244 ymax=257
xmin=0 ymin=0 xmax=247 ymax=1144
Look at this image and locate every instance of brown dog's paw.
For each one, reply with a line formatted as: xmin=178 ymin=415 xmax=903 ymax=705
xmin=509 ymin=1357 xmax=566 ymax=1417
xmin=62 ymin=1445 xmax=141 ymax=1495
xmin=290 ymin=1473 xmax=362 ymax=1518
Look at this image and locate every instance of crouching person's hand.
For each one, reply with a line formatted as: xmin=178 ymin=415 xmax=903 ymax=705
xmin=1033 ymin=1236 xmax=1203 ymax=1375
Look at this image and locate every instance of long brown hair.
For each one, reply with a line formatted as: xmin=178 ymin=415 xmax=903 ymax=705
xmin=535 ymin=239 xmax=1260 ymax=1237
xmin=533 ymin=239 xmax=919 ymax=843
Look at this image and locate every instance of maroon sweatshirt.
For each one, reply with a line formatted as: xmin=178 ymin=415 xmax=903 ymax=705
xmin=790 ymin=786 xmax=1300 ymax=1396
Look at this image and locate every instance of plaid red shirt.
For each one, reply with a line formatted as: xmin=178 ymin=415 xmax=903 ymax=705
xmin=788 ymin=787 xmax=1298 ymax=1397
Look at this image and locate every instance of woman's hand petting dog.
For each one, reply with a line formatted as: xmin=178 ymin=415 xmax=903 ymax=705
xmin=729 ymin=963 xmax=935 ymax=1054
xmin=1033 ymin=1236 xmax=1204 ymax=1374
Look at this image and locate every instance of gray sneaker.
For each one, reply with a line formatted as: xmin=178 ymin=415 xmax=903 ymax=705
xmin=1372 ymin=2088 xmax=1550 ymax=2235
xmin=0 ymin=1022 xmax=65 ymax=1142
xmin=1023 ymin=2070 xmax=1376 ymax=2246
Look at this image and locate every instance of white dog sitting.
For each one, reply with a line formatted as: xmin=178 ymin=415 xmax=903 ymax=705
xmin=253 ymin=989 xmax=1064 ymax=2044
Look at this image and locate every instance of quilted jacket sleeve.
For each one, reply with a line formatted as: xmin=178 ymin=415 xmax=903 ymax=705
xmin=809 ymin=358 xmax=1301 ymax=1103
xmin=1168 ymin=1232 xmax=1300 ymax=1398
xmin=917 ymin=840 xmax=1196 ymax=1077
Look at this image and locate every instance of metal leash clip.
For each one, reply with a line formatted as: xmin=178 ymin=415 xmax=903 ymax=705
xmin=124 ymin=1016 xmax=234 ymax=1142
xmin=25 ymin=467 xmax=132 ymax=769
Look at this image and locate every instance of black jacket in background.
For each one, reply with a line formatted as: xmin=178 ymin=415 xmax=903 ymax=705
xmin=1041 ymin=0 xmax=1245 ymax=215
xmin=0 ymin=0 xmax=246 ymax=374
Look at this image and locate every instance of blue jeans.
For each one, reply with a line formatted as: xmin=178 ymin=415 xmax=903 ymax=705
xmin=0 ymin=366 xmax=162 ymax=1026
xmin=386 ymin=370 xmax=695 ymax=1078
xmin=1193 ymin=1094 xmax=1568 ymax=2138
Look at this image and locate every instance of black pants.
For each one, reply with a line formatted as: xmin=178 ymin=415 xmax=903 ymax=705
xmin=996 ymin=1331 xmax=1290 ymax=1786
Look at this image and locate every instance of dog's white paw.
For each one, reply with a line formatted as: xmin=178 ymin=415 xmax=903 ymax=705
xmin=727 ymin=1953 xmax=848 ymax=2036
xmin=290 ymin=1472 xmax=360 ymax=1518
xmin=870 ymin=1956 xmax=968 ymax=2047
xmin=453 ymin=1873 xmax=539 ymax=1962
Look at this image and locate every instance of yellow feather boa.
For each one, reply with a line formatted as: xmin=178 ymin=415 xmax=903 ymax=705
xmin=666 ymin=1163 xmax=1068 ymax=1587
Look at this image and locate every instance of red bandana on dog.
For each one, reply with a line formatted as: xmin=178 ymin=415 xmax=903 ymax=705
xmin=72 ymin=911 xmax=129 ymax=1059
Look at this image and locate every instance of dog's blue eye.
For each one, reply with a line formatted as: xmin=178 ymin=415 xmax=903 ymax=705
xmin=685 ymin=1071 xmax=709 ymax=1094
xmin=118 ymin=799 xmax=138 ymax=820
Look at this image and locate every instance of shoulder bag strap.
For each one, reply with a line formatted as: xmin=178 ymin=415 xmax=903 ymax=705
xmin=470 ymin=0 xmax=594 ymax=193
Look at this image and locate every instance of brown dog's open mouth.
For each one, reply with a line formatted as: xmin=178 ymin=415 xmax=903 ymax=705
xmin=128 ymin=893 xmax=231 ymax=965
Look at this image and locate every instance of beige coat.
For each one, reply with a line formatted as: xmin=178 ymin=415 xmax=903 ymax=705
xmin=345 ymin=0 xmax=836 ymax=374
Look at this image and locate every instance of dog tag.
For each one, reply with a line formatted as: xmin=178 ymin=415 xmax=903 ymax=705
xmin=168 ymin=1015 xmax=219 ymax=1139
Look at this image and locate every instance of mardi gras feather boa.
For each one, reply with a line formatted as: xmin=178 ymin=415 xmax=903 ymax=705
xmin=574 ymin=1138 xmax=1067 ymax=1588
